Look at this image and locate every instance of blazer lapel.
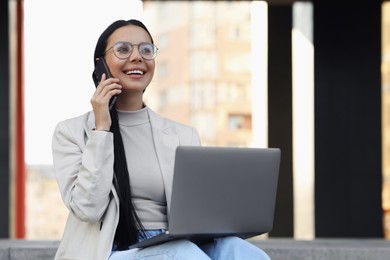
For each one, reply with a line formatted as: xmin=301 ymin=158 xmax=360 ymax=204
xmin=147 ymin=108 xmax=179 ymax=214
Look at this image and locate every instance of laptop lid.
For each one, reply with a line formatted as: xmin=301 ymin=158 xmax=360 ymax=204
xmin=168 ymin=146 xmax=281 ymax=237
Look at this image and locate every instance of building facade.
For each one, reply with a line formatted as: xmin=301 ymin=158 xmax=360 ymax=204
xmin=143 ymin=1 xmax=254 ymax=147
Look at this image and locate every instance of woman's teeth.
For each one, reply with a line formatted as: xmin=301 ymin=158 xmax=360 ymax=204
xmin=126 ymin=70 xmax=144 ymax=75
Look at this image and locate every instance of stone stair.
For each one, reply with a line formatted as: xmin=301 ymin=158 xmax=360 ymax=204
xmin=1 ymin=238 xmax=390 ymax=259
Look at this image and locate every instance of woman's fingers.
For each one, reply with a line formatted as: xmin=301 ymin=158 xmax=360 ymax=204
xmin=91 ymin=75 xmax=122 ymax=130
xmin=92 ymin=76 xmax=122 ymax=107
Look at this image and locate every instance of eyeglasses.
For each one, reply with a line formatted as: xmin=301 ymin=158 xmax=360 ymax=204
xmin=105 ymin=41 xmax=158 ymax=60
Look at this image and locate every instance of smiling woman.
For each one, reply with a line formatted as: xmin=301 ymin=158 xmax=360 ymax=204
xmin=51 ymin=17 xmax=271 ymax=260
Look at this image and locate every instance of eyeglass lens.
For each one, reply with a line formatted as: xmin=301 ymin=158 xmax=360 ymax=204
xmin=113 ymin=42 xmax=157 ymax=60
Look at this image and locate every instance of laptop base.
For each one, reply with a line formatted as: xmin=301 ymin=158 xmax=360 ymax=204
xmin=129 ymin=232 xmax=261 ymax=249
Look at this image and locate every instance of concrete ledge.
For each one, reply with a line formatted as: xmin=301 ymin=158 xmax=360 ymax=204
xmin=0 ymin=240 xmax=59 ymax=260
xmin=251 ymin=238 xmax=390 ymax=260
xmin=1 ymin=238 xmax=390 ymax=260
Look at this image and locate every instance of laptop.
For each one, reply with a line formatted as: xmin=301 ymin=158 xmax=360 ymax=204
xmin=129 ymin=146 xmax=281 ymax=249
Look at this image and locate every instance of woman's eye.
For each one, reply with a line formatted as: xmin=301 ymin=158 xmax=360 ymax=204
xmin=116 ymin=46 xmax=130 ymax=53
xmin=141 ymin=47 xmax=152 ymax=54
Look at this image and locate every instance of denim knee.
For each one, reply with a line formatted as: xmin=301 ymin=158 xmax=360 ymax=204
xmin=137 ymin=239 xmax=210 ymax=260
xmin=211 ymin=236 xmax=271 ymax=260
xmin=217 ymin=236 xmax=242 ymax=246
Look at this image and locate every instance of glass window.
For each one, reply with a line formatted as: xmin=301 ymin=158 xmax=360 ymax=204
xmin=228 ymin=114 xmax=252 ymax=131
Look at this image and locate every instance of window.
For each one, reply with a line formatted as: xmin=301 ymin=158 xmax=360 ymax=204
xmin=228 ymin=114 xmax=251 ymax=131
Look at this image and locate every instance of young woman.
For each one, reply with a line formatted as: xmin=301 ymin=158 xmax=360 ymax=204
xmin=52 ymin=19 xmax=271 ymax=260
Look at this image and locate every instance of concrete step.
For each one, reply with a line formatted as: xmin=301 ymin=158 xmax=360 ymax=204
xmin=0 ymin=240 xmax=58 ymax=260
xmin=251 ymin=238 xmax=390 ymax=260
xmin=1 ymin=238 xmax=390 ymax=259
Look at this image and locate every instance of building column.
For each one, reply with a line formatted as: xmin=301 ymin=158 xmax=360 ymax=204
xmin=268 ymin=4 xmax=294 ymax=237
xmin=2 ymin=0 xmax=25 ymax=238
xmin=313 ymin=1 xmax=383 ymax=237
xmin=0 ymin=0 xmax=10 ymax=239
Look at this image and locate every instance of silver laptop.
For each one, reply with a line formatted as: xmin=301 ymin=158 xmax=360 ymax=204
xmin=129 ymin=146 xmax=281 ymax=249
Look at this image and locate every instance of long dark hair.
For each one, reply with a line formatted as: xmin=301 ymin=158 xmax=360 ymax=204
xmin=93 ymin=19 xmax=154 ymax=250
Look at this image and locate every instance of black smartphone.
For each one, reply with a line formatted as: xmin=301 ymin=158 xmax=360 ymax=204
xmin=92 ymin=57 xmax=117 ymax=110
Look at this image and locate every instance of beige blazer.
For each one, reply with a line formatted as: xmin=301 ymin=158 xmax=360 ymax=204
xmin=52 ymin=107 xmax=201 ymax=260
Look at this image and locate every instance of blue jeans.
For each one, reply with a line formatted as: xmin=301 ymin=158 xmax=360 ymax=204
xmin=110 ymin=229 xmax=270 ymax=260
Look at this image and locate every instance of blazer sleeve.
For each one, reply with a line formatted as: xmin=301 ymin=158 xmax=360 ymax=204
xmin=52 ymin=119 xmax=115 ymax=223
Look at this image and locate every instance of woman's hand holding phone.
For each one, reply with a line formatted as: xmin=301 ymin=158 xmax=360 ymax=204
xmin=91 ymin=73 xmax=122 ymax=131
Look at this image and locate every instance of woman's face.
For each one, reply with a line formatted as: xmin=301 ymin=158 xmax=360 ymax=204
xmin=105 ymin=24 xmax=155 ymax=93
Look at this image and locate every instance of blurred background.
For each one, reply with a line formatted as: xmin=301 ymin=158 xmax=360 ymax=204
xmin=1 ymin=0 xmax=388 ymax=241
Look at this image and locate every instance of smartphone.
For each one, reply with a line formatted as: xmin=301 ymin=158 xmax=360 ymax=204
xmin=92 ymin=57 xmax=117 ymax=110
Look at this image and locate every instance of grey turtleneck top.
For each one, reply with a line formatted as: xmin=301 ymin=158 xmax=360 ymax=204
xmin=117 ymin=107 xmax=168 ymax=230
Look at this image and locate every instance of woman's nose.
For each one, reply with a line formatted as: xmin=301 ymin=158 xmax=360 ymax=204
xmin=128 ymin=46 xmax=142 ymax=62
